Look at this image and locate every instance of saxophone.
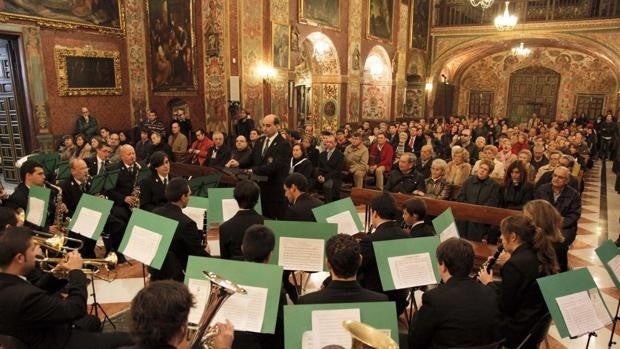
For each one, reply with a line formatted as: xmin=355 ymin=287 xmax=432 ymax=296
xmin=129 ymin=163 xmax=141 ymax=210
xmin=45 ymin=181 xmax=69 ymax=234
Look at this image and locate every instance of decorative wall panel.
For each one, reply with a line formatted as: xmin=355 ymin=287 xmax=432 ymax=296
xmin=270 ymin=0 xmax=289 ymax=127
xmin=125 ymin=0 xmax=148 ymax=125
xmin=346 ymin=0 xmax=363 ymax=123
xmin=362 ymin=84 xmax=391 ymax=119
xmin=240 ymin=0 xmax=263 ymax=122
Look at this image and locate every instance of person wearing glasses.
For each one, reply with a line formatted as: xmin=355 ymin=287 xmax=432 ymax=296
xmin=74 ymin=106 xmax=98 ymax=139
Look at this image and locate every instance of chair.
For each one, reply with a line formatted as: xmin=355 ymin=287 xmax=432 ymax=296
xmin=515 ymin=312 xmax=552 ymax=349
xmin=0 ymin=335 xmax=27 ymax=349
xmin=445 ymin=339 xmax=505 ymax=349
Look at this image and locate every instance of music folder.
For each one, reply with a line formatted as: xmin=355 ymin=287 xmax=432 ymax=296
xmin=189 ymin=174 xmax=221 ymax=197
xmin=207 ymin=187 xmax=262 ymax=225
xmin=312 ymin=197 xmax=364 ymax=236
xmin=68 ymin=194 xmax=114 ymax=240
xmin=26 ymin=185 xmax=51 ymax=227
xmin=87 ymin=169 xmax=120 ymax=195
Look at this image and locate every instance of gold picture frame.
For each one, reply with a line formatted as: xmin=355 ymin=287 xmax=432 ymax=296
xmin=409 ymin=0 xmax=431 ymax=50
xmin=272 ymin=23 xmax=290 ymax=70
xmin=0 ymin=1 xmax=124 ymax=34
xmin=367 ymin=0 xmax=394 ymax=42
xmin=55 ymin=47 xmax=122 ymax=96
xmin=299 ymin=0 xmax=341 ymax=30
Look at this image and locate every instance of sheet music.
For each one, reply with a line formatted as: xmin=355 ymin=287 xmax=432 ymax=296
xmin=388 ymin=253 xmax=437 ymax=289
xmin=187 ymin=278 xmax=212 ymax=325
xmin=439 ymin=222 xmax=459 ymax=242
xmin=211 ymin=285 xmax=268 ymax=333
xmin=311 ymin=308 xmax=360 ymax=349
xmin=123 ymin=226 xmax=162 ymax=265
xmin=607 ymin=255 xmax=620 ymax=283
xmin=27 ymin=197 xmax=45 ymax=226
xmin=278 ymin=237 xmax=324 ymax=272
xmin=72 ymin=207 xmax=102 ymax=239
xmin=555 ymin=290 xmax=606 ymax=337
xmin=222 ymin=199 xmax=240 ymax=222
xmin=326 ymin=210 xmax=358 ymax=236
xmin=301 ymin=330 xmax=313 ymax=349
xmin=588 ymin=288 xmax=612 ymax=326
xmin=182 ymin=206 xmax=205 ymax=229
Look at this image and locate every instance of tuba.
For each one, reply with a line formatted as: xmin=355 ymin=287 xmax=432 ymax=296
xmin=129 ymin=163 xmax=142 ymax=210
xmin=189 ymin=271 xmax=246 ymax=349
xmin=342 ymin=320 xmax=399 ymax=349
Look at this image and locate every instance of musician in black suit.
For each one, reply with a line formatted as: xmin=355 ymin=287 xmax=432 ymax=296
xmin=248 ymin=114 xmax=291 ymax=219
xmin=478 ymin=215 xmax=558 ymax=348
xmin=300 ymin=234 xmax=387 ymax=304
xmin=219 ymin=180 xmax=265 ymax=260
xmin=84 ymin=141 xmax=113 ymax=176
xmin=139 ymin=151 xmax=171 ymax=212
xmin=283 ymin=173 xmax=323 ymax=222
xmin=358 ymin=193 xmax=410 ymax=315
xmin=401 ymin=198 xmax=435 ymax=238
xmin=150 ymin=178 xmax=210 ymax=282
xmin=60 ymin=159 xmax=96 ymax=258
xmin=204 ymin=131 xmax=232 ymax=168
xmin=315 ymin=134 xmax=345 ymax=202
xmin=411 ymin=238 xmax=501 ymax=349
xmin=0 ymin=227 xmax=133 ymax=349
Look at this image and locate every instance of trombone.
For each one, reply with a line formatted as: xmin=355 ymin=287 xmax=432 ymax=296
xmin=32 ymin=230 xmax=83 ymax=256
xmin=36 ymin=252 xmax=118 ymax=282
xmin=342 ymin=320 xmax=399 ymax=349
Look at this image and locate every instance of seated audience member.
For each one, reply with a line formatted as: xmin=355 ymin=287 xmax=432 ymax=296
xmin=219 ymin=180 xmax=265 ymax=260
xmin=470 ymin=136 xmax=486 ymax=166
xmin=301 ymin=234 xmax=387 ymax=304
xmin=283 ymin=173 xmax=323 ymax=222
xmin=411 ymin=238 xmax=501 ymax=349
xmin=414 ymin=158 xmax=450 ymax=200
xmin=301 ymin=135 xmax=320 ymax=167
xmin=150 ymin=131 xmax=175 ymax=162
xmin=344 ymin=132 xmax=369 ymax=189
xmin=59 ymin=135 xmax=76 ymax=161
xmin=358 ymin=193 xmax=410 ymax=315
xmin=535 ymin=154 xmax=580 ymax=191
xmin=204 ymin=131 xmax=232 ymax=167
xmin=384 ymin=153 xmax=424 ymax=194
xmin=498 ymin=138 xmax=517 ymax=169
xmin=150 ymin=178 xmax=210 ymax=282
xmin=135 ymin=128 xmax=153 ymax=163
xmin=478 ymin=215 xmax=558 ymax=348
xmin=368 ymin=133 xmax=394 ymax=191
xmin=187 ymin=128 xmax=213 ymax=166
xmin=315 ymin=134 xmax=344 ymax=202
xmin=472 ymin=145 xmax=505 ymax=182
xmin=289 ymin=143 xmax=314 ymax=179
xmin=517 ymin=149 xmax=537 ymax=183
xmin=500 ymin=161 xmax=534 ymax=210
xmin=445 ymin=146 xmax=472 ymax=188
xmin=0 ymin=227 xmax=133 ymax=349
xmin=416 ymin=144 xmax=434 ymax=178
xmin=401 ymin=198 xmax=435 ymax=237
xmin=457 ymin=159 xmax=501 ymax=241
xmin=74 ymin=106 xmax=98 ymax=139
xmin=534 ymin=150 xmax=561 ymax=183
xmin=126 ymin=280 xmax=233 ymax=349
xmin=168 ymin=120 xmax=189 ymax=162
xmin=523 ymin=200 xmax=568 ymax=272
xmin=392 ymin=131 xmax=412 ymax=164
xmin=530 ymin=144 xmax=549 ymax=172
xmin=534 ymin=166 xmax=581 ymax=246
xmin=73 ymin=133 xmax=92 ymax=160
xmin=225 ymin=135 xmax=253 ymax=169
xmin=140 ymin=151 xmax=171 ymax=211
xmin=335 ymin=129 xmax=351 ymax=153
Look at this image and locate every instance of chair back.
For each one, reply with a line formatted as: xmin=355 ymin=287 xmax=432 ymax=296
xmin=516 ymin=312 xmax=552 ymax=349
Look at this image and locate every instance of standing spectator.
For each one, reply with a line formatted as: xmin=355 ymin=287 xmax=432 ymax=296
xmin=234 ymin=108 xmax=255 ymax=141
xmin=141 ymin=110 xmax=167 ymax=139
xmin=168 ymin=121 xmax=189 ymax=162
xmin=599 ymin=113 xmax=617 ymax=160
xmin=74 ymin=106 xmax=98 ymax=139
xmin=187 ymin=129 xmax=213 ymax=166
xmin=173 ymin=108 xmax=192 ymax=143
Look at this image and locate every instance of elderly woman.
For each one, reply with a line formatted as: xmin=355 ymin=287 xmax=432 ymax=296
xmin=472 ymin=145 xmax=505 ymax=182
xmin=225 ymin=135 xmax=253 ymax=169
xmin=445 ymin=146 xmax=472 ymax=187
xmin=497 ymin=138 xmax=517 ymax=169
xmin=414 ymin=158 xmax=450 ymax=200
xmin=517 ymin=149 xmax=536 ymax=183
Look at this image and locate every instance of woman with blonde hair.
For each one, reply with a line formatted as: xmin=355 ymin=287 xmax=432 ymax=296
xmin=523 ymin=199 xmax=567 ymax=272
xmin=445 ymin=146 xmax=472 ymax=187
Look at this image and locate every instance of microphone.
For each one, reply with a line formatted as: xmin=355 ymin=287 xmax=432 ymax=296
xmin=441 ymin=74 xmax=447 ymax=79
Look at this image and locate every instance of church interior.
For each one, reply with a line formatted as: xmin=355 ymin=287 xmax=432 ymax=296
xmin=0 ymin=0 xmax=619 ymax=348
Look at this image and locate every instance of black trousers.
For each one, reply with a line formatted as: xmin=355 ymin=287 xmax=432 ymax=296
xmin=66 ymin=330 xmax=133 ymax=349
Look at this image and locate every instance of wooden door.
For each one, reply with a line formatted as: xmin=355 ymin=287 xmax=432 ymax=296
xmin=508 ymin=66 xmax=560 ymax=125
xmin=469 ymin=90 xmax=494 ymax=118
xmin=575 ymin=94 xmax=605 ymax=119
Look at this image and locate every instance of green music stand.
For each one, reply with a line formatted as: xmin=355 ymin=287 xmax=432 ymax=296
xmin=595 ymin=240 xmax=620 ymax=347
xmin=189 ymin=174 xmax=221 ymax=198
xmin=26 ymin=186 xmax=51 ymax=227
xmin=55 ymin=160 xmax=70 ymax=182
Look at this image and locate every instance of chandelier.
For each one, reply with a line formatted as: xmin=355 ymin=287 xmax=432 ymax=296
xmin=494 ymin=2 xmax=518 ymax=31
xmin=470 ymin=0 xmax=494 ymax=9
xmin=512 ymin=42 xmax=531 ymax=57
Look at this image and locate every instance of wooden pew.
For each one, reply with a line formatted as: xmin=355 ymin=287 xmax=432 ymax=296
xmin=170 ymin=163 xmax=238 ymax=186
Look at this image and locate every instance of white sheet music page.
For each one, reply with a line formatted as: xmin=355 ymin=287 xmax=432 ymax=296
xmin=439 ymin=222 xmax=459 ymax=242
xmin=607 ymin=255 xmax=620 ymax=283
xmin=72 ymin=207 xmax=102 ymax=238
xmin=211 ymin=285 xmax=268 ymax=333
xmin=555 ymin=290 xmax=605 ymax=337
xmin=123 ymin=226 xmax=162 ymax=265
xmin=311 ymin=308 xmax=360 ymax=349
xmin=182 ymin=207 xmax=205 ymax=229
xmin=221 ymin=199 xmax=240 ymax=222
xmin=326 ymin=210 xmax=358 ymax=236
xmin=388 ymin=252 xmax=437 ymax=289
xmin=187 ymin=278 xmax=212 ymax=325
xmin=27 ymin=197 xmax=45 ymax=226
xmin=588 ymin=288 xmax=612 ymax=326
xmin=209 ymin=239 xmax=221 ymax=257
xmin=278 ymin=236 xmax=324 ymax=272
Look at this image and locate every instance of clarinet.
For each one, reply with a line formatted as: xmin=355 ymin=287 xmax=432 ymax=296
xmin=481 ymin=245 xmax=504 ymax=273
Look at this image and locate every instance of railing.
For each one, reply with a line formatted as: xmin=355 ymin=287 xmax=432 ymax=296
xmin=434 ymin=0 xmax=620 ymax=26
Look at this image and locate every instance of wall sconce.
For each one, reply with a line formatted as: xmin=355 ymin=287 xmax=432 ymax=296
xmin=425 ymin=82 xmax=433 ymax=91
xmin=257 ymin=63 xmax=276 ymax=84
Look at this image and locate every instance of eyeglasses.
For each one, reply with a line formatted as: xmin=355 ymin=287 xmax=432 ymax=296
xmin=461 ymin=133 xmax=471 ymax=137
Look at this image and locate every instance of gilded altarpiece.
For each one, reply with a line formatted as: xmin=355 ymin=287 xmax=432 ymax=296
xmin=346 ymin=0 xmax=363 ymax=123
xmin=394 ymin=2 xmax=408 ymax=118
xmin=240 ymin=0 xmax=264 ymax=122
xmin=270 ymin=0 xmax=290 ymax=128
xmin=22 ymin=26 xmax=49 ymax=132
xmin=125 ymin=0 xmax=149 ymax=125
xmin=312 ymin=83 xmax=340 ymax=132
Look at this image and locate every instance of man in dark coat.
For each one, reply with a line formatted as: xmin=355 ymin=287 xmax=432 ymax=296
xmin=204 ymin=131 xmax=232 ymax=168
xmin=84 ymin=141 xmax=113 ymax=177
xmin=315 ymin=134 xmax=345 ymax=202
xmin=283 ymin=173 xmax=323 ymax=222
xmin=384 ymin=152 xmax=425 ymax=194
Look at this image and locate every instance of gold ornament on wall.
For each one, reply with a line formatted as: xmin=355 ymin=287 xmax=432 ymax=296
xmin=54 ymin=46 xmax=122 ymax=96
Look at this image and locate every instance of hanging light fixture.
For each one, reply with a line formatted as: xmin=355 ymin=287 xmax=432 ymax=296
xmin=512 ymin=42 xmax=531 ymax=57
xmin=494 ymin=2 xmax=518 ymax=31
xmin=470 ymin=0 xmax=494 ymax=10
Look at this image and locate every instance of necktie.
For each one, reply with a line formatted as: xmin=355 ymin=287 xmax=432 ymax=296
xmin=163 ymin=178 xmax=168 ymax=186
xmin=327 ymin=150 xmax=332 ymax=161
xmin=97 ymin=161 xmax=103 ymax=175
xmin=129 ymin=165 xmax=134 ymax=175
xmin=262 ymin=138 xmax=270 ymax=157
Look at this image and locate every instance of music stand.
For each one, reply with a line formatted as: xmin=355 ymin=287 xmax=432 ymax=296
xmin=189 ymin=174 xmax=221 ymax=197
xmin=608 ymin=300 xmax=619 ymax=348
xmin=89 ymin=272 xmax=115 ymax=330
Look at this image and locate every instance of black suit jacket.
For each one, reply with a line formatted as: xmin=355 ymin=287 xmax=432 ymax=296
xmin=411 ymin=276 xmax=501 ymax=349
xmin=284 ymin=193 xmax=323 ymax=222
xmin=409 ymin=222 xmax=436 ymax=238
xmin=60 ymin=176 xmax=86 ymax=217
xmin=84 ymin=156 xmax=110 ymax=177
xmin=139 ymin=174 xmax=169 ymax=212
xmin=5 ymin=183 xmax=55 ymax=229
xmin=534 ymin=184 xmax=581 ymax=245
xmin=416 ymin=157 xmax=433 ymax=179
xmin=317 ymin=149 xmax=345 ymax=181
xmin=251 ymin=134 xmax=291 ymax=219
xmin=0 ymin=270 xmax=88 ymax=349
xmin=205 ymin=145 xmax=232 ymax=167
xmin=150 ymin=203 xmax=209 ymax=281
xmin=219 ymin=209 xmax=265 ymax=260
xmin=299 ymin=280 xmax=388 ymax=304
xmin=107 ymin=162 xmax=141 ymax=208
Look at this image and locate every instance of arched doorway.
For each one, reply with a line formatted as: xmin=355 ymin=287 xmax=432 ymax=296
xmin=361 ymin=45 xmax=392 ymax=120
xmin=507 ymin=66 xmax=560 ymax=124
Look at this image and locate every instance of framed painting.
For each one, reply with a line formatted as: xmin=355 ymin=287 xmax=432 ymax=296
xmin=410 ymin=0 xmax=431 ymax=50
xmin=147 ymin=0 xmax=197 ymax=94
xmin=0 ymin=0 xmax=123 ymax=33
xmin=55 ymin=47 xmax=122 ymax=96
xmin=273 ymin=23 xmax=290 ymax=69
xmin=367 ymin=0 xmax=394 ymax=41
xmin=299 ymin=0 xmax=340 ymax=30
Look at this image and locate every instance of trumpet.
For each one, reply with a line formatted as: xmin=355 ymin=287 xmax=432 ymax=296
xmin=36 ymin=252 xmax=118 ymax=281
xmin=32 ymin=230 xmax=83 ymax=255
xmin=342 ymin=320 xmax=399 ymax=349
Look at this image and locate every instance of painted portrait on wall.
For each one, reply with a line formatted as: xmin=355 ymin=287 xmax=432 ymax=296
xmin=368 ymin=0 xmax=394 ymax=41
xmin=299 ymin=0 xmax=340 ymax=29
xmin=410 ymin=0 xmax=430 ymax=50
xmin=273 ymin=23 xmax=290 ymax=69
xmin=147 ymin=0 xmax=197 ymax=94
xmin=0 ymin=0 xmax=123 ymax=32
